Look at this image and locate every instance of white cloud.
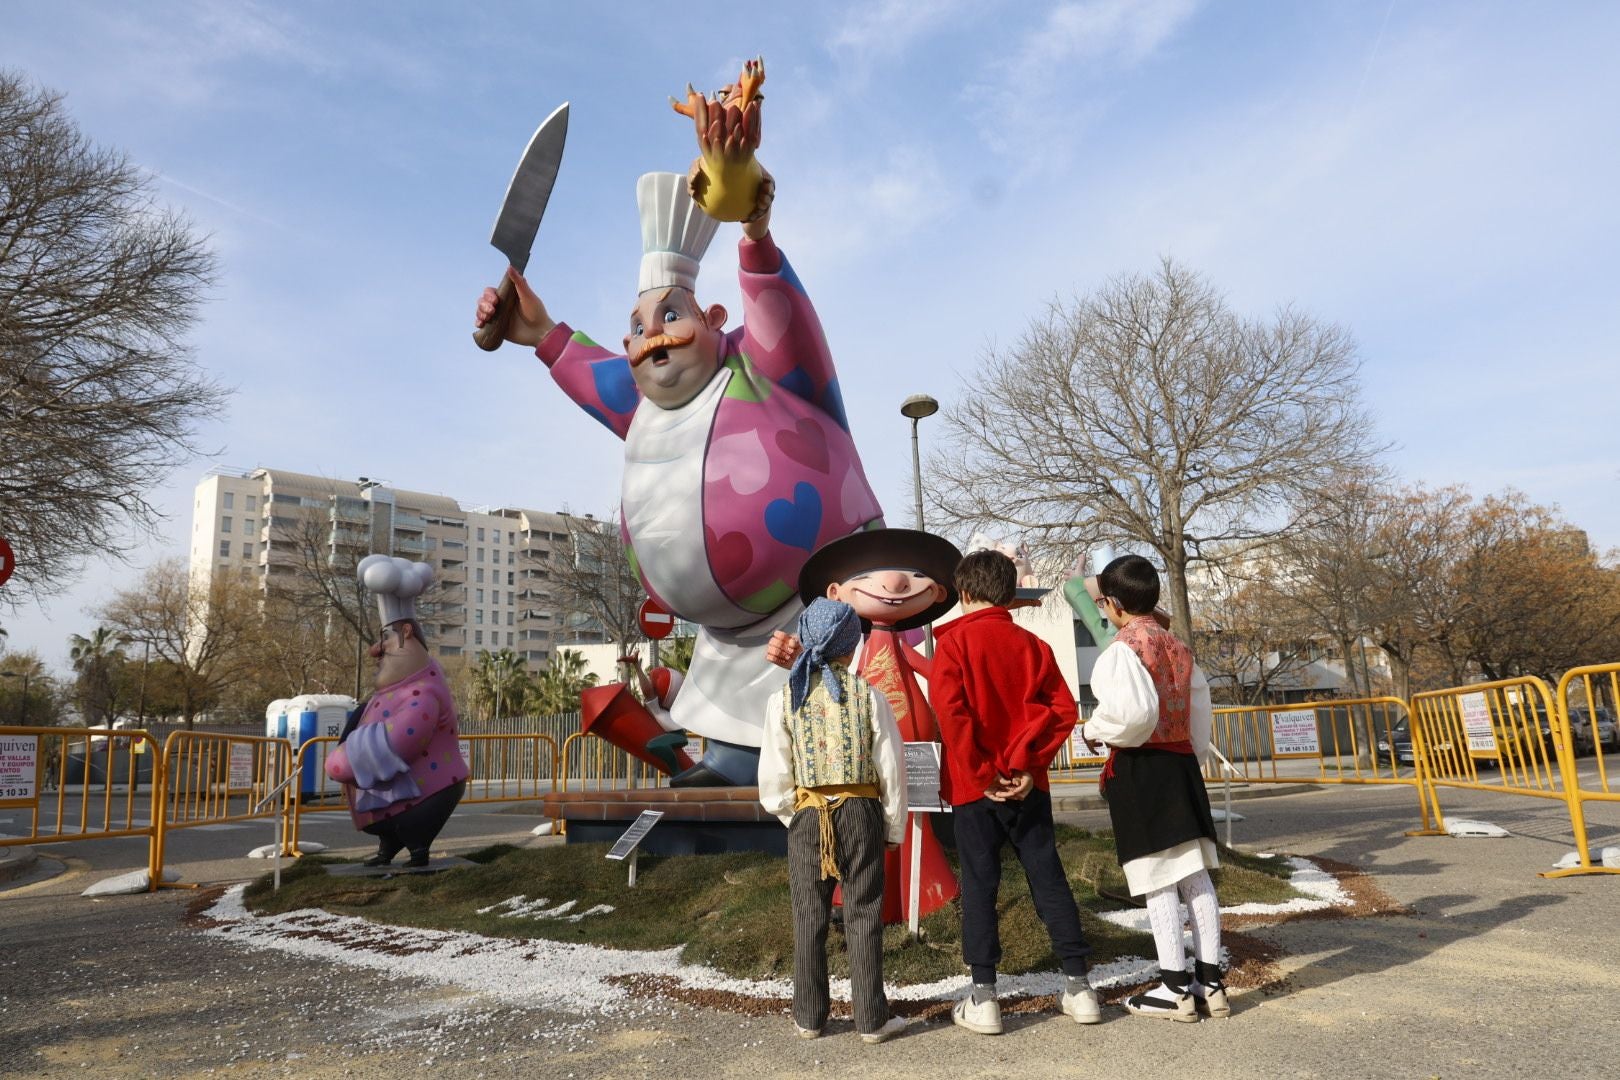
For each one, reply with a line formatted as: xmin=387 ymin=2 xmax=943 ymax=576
xmin=828 ymin=0 xmax=980 ymax=66
xmin=966 ymin=0 xmax=1204 ymax=163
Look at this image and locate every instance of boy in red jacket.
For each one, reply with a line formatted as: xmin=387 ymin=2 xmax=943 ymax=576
xmin=931 ymin=550 xmax=1098 ymax=1034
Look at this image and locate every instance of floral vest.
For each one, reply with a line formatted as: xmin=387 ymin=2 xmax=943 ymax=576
xmin=1117 ymin=617 xmax=1194 ymax=746
xmin=783 ymin=666 xmax=878 ymax=788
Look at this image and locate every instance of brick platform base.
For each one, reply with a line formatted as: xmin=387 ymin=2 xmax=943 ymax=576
xmin=540 ymin=787 xmax=787 ymax=857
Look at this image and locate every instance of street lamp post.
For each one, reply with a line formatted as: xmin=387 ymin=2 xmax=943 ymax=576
xmin=900 ymin=394 xmax=940 ymax=656
xmin=354 ymin=477 xmax=384 ymax=698
xmin=900 ymin=394 xmax=939 ymax=531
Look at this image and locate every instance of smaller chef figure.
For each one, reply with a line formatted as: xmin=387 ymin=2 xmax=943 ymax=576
xmin=326 ymin=555 xmax=469 ymax=868
xmin=771 ymin=529 xmax=963 ymax=923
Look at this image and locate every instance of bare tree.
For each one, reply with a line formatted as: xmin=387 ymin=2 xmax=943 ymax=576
xmin=98 ymin=559 xmax=259 ymax=728
xmin=928 ymin=259 xmax=1382 ymax=643
xmin=1270 ymin=474 xmax=1390 ymax=697
xmin=1362 ymin=485 xmax=1474 ymax=699
xmin=548 ymin=511 xmax=644 ymax=649
xmin=1191 ymin=555 xmax=1315 ymax=705
xmin=0 ymin=72 xmax=224 ymax=602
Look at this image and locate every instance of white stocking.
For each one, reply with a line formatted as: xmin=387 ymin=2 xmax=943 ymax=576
xmin=1142 ymin=884 xmax=1186 ymax=974
xmin=1177 ymin=869 xmax=1222 ymax=968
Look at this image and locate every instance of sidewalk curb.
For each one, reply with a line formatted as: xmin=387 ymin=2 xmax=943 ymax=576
xmin=0 ymin=847 xmax=40 ymax=884
xmin=1051 ymin=781 xmax=1320 ymax=812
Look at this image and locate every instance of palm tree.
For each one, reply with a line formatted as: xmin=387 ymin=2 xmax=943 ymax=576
xmin=469 ymin=649 xmax=532 ymax=720
xmin=526 ymin=649 xmax=598 ymax=715
xmin=68 ymin=626 xmax=127 ymax=727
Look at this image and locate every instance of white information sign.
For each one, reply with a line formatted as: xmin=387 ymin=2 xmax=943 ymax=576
xmin=1070 ymin=725 xmax=1104 ymax=760
xmin=228 ymin=743 xmax=255 ymax=789
xmin=903 ymin=741 xmax=950 ymax=813
xmin=459 ymin=739 xmax=473 ymax=769
xmin=0 ymin=734 xmax=39 ymax=805
xmin=1270 ymin=710 xmax=1322 ymax=757
xmin=1459 ymin=692 xmax=1498 ymax=754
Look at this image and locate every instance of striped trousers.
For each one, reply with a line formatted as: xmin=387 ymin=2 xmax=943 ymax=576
xmin=787 ymin=796 xmax=889 ymax=1034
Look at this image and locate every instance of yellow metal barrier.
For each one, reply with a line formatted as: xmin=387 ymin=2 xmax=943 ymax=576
xmin=287 ymin=731 xmax=562 ymax=852
xmin=1206 ymin=697 xmax=1439 ymax=832
xmin=150 ymin=731 xmax=296 ymax=888
xmin=1045 ymin=698 xmax=1437 ymax=829
xmin=1546 ymin=663 xmax=1620 ymax=877
xmin=1408 ymin=675 xmax=1591 ymax=866
xmin=559 ymin=731 xmax=675 ymax=791
xmin=0 ymin=727 xmax=161 ymax=855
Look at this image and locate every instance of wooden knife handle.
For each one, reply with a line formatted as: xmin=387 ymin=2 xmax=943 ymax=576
xmin=472 ymin=274 xmax=516 ymax=352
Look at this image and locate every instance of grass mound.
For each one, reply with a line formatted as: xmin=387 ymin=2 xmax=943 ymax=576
xmin=241 ymin=826 xmax=1304 ymax=985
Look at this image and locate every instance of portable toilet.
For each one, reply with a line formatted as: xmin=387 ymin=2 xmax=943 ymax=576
xmin=286 ymin=693 xmax=358 ymax=798
xmin=264 ymin=699 xmax=291 ymax=742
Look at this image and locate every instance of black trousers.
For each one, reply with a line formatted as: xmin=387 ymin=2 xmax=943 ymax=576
xmin=362 ymin=779 xmax=465 ymax=861
xmin=955 ymin=787 xmax=1092 ymax=984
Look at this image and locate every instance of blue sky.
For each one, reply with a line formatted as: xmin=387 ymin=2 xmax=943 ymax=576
xmin=3 ymin=1 xmax=1618 ymax=673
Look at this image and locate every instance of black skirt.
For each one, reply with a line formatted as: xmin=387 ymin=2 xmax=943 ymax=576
xmin=1102 ymin=746 xmax=1217 ymax=866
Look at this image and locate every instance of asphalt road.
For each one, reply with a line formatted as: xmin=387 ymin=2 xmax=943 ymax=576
xmin=3 ymin=783 xmax=1618 ymax=1079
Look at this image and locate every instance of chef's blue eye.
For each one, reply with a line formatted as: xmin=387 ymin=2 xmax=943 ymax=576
xmin=662 ymin=309 xmax=679 ymax=324
xmin=632 ymin=321 xmax=644 ymax=336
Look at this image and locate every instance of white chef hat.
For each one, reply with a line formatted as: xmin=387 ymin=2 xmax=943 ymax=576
xmin=637 ymin=171 xmax=719 ymax=295
xmin=357 ymin=554 xmax=435 ymax=627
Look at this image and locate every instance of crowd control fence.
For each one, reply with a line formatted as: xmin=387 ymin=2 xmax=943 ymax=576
xmin=1546 ymin=663 xmax=1620 ymax=877
xmin=0 ymin=727 xmax=161 ymax=858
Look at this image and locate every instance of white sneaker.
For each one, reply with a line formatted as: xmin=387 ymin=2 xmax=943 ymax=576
xmin=952 ymin=994 xmax=1003 ymax=1035
xmin=1060 ymin=985 xmax=1102 ymax=1025
xmin=795 ymin=1024 xmax=822 ymax=1039
xmin=860 ymin=1015 xmax=909 ymax=1044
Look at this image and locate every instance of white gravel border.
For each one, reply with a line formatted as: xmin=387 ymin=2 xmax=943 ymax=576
xmin=201 ymin=855 xmax=1346 ymax=1012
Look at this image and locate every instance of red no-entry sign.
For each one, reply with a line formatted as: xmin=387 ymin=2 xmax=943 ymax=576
xmin=638 ymin=598 xmax=675 ymax=640
xmin=0 ymin=537 xmax=15 ymax=589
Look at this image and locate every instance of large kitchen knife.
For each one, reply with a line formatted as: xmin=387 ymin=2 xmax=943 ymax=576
xmin=473 ymin=101 xmax=569 ymax=351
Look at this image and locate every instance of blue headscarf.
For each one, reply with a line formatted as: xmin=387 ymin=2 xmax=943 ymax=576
xmin=787 ymin=598 xmax=864 ymax=712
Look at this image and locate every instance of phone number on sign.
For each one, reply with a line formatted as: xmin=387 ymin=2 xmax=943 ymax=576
xmin=1 ymin=786 xmax=35 ymax=798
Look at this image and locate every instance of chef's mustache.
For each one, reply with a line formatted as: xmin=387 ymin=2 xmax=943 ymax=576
xmin=630 ymin=331 xmax=696 ymax=367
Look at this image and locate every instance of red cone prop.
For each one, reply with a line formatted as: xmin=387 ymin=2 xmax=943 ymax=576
xmin=579 ymin=683 xmax=695 ymax=776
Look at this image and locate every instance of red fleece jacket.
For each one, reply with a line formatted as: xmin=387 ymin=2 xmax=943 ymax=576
xmin=929 ymin=606 xmax=1079 ymax=806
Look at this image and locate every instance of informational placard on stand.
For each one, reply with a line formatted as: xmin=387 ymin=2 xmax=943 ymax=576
xmin=903 ymin=741 xmax=949 ymax=813
xmin=1270 ymin=709 xmax=1322 ymax=757
xmin=1069 ymin=726 xmax=1104 ymax=760
xmin=0 ymin=734 xmax=39 ymax=807
xmin=1459 ymin=692 xmax=1498 ymax=754
xmin=606 ymin=809 xmax=664 ymax=888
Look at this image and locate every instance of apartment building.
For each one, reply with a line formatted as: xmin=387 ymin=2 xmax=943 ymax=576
xmin=188 ymin=468 xmax=608 ymax=667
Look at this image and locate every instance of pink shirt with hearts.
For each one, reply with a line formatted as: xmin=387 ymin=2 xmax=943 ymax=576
xmin=536 ymin=234 xmax=883 ymax=619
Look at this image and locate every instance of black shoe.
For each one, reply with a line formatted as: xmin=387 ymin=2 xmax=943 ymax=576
xmin=361 ymin=852 xmax=394 ymax=867
xmin=669 ymin=761 xmax=735 ymax=788
xmin=403 ymin=852 xmax=431 ymax=868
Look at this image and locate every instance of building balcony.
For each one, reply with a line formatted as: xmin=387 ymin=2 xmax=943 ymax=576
xmin=393 ymin=536 xmax=427 ymax=554
xmin=394 ymin=513 xmax=427 ymax=532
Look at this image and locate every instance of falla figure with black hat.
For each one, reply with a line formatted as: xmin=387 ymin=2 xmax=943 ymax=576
xmin=767 ymin=528 xmax=963 ymax=924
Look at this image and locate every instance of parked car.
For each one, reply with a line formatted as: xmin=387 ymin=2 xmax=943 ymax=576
xmin=1377 ymin=719 xmax=1416 ymax=766
xmin=1568 ymin=707 xmax=1619 ymax=756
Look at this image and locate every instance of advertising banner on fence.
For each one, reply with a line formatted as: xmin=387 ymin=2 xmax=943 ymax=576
xmin=1270 ymin=709 xmax=1322 ymax=756
xmin=228 ymin=743 xmax=255 ymax=790
xmin=1459 ymin=692 xmax=1498 ymax=754
xmin=0 ymin=734 xmax=40 ymax=807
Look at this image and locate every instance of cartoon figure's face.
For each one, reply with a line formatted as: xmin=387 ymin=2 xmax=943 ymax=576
xmin=368 ymin=621 xmax=431 ymax=689
xmin=826 ymin=568 xmax=947 ymax=628
xmin=622 ymin=287 xmax=728 ymax=409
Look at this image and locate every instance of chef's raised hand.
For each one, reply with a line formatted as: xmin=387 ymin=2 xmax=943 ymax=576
xmin=475 ymin=266 xmax=556 ymax=348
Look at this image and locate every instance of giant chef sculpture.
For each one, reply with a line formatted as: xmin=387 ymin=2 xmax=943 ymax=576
xmin=476 ymin=85 xmax=882 ymax=785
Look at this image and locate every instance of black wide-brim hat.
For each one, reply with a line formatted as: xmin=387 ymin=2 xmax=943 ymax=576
xmin=797 ymin=528 xmax=964 ymax=631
